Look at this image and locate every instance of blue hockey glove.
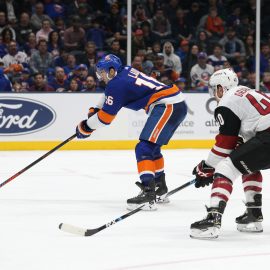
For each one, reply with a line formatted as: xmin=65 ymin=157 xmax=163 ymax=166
xmin=192 ymin=160 xmax=215 ymax=188
xmin=88 ymin=107 xmax=100 ymax=118
xmin=76 ymin=120 xmax=94 ymax=139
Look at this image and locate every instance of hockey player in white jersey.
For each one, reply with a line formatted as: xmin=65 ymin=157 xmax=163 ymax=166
xmin=190 ymin=68 xmax=268 ymax=239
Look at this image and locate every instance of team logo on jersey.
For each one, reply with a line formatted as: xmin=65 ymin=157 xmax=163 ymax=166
xmin=0 ymin=97 xmax=56 ymax=136
xmin=105 ymin=55 xmax=111 ymax=61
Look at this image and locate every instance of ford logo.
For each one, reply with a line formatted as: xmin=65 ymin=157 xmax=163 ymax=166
xmin=0 ymin=97 xmax=56 ymax=136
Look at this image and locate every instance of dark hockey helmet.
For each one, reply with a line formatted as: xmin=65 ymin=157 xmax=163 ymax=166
xmin=96 ymin=54 xmax=122 ymax=81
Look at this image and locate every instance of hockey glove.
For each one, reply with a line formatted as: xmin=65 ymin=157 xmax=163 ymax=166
xmin=76 ymin=120 xmax=94 ymax=139
xmin=236 ymin=136 xmax=244 ymax=148
xmin=192 ymin=160 xmax=215 ymax=188
xmin=88 ymin=107 xmax=100 ymax=118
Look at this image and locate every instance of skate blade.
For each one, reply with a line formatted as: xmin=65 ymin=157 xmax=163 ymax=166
xmin=237 ymin=222 xmax=263 ymax=233
xmin=127 ymin=201 xmax=157 ymax=211
xmin=190 ymin=227 xmax=220 ymax=239
xmin=156 ymin=194 xmax=170 ymax=204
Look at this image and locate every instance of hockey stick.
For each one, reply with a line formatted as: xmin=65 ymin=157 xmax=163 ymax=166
xmin=59 ymin=178 xmax=196 ymax=237
xmin=0 ymin=134 xmax=76 ymax=189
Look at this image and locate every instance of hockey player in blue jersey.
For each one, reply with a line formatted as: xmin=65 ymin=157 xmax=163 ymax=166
xmin=76 ymin=54 xmax=187 ymax=210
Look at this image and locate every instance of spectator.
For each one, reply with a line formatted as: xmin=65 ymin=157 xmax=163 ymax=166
xmin=146 ymin=41 xmax=161 ymax=61
xmin=226 ymin=5 xmax=241 ymax=28
xmin=30 ymin=2 xmax=54 ymax=31
xmin=63 ymin=15 xmax=85 ymax=52
xmin=150 ymin=8 xmax=171 ymax=39
xmin=113 ymin=15 xmax=127 ymax=50
xmin=175 ymin=39 xmax=189 ymax=64
xmin=23 ymin=32 xmax=37 ymax=57
xmin=105 ymin=2 xmax=122 ymax=35
xmin=162 ymin=41 xmax=182 ymax=76
xmin=49 ymin=66 xmax=68 ymax=92
xmin=131 ymin=29 xmax=146 ymax=59
xmin=86 ymin=19 xmax=105 ymax=50
xmin=260 ymin=72 xmax=270 ymax=92
xmin=76 ymin=41 xmax=98 ymax=71
xmin=171 ymin=8 xmax=191 ymax=40
xmin=151 ymin=53 xmax=178 ymax=83
xmin=29 ymin=40 xmax=54 ymax=75
xmin=133 ymin=4 xmax=148 ymax=30
xmin=47 ymin=30 xmax=63 ymax=59
xmin=19 ymin=67 xmax=32 ymax=91
xmin=237 ymin=14 xmax=255 ymax=41
xmin=108 ymin=40 xmax=126 ymax=65
xmin=0 ymin=67 xmax=12 ymax=92
xmin=244 ymin=72 xmax=256 ymax=89
xmin=44 ymin=0 xmax=65 ymax=20
xmin=131 ymin=55 xmax=143 ymax=72
xmin=196 ymin=30 xmax=211 ymax=54
xmin=0 ymin=27 xmax=15 ymax=57
xmin=205 ymin=7 xmax=224 ymax=41
xmin=12 ymin=80 xmax=23 ymax=92
xmin=36 ymin=19 xmax=53 ymax=42
xmin=72 ymin=63 xmax=88 ymax=85
xmin=141 ymin=21 xmax=158 ymax=49
xmin=163 ymin=0 xmax=180 ymax=24
xmin=14 ymin=12 xmax=33 ymax=45
xmin=82 ymin=75 xmax=99 ymax=92
xmin=208 ymin=43 xmax=227 ymax=71
xmin=219 ymin=27 xmax=246 ymax=64
xmin=186 ymin=1 xmax=203 ymax=36
xmin=259 ymin=43 xmax=270 ymax=74
xmin=233 ymin=57 xmax=249 ymax=85
xmin=190 ymin=52 xmax=214 ymax=89
xmin=143 ymin=0 xmax=158 ymax=18
xmin=137 ymin=49 xmax=154 ymax=75
xmin=245 ymin=35 xmax=255 ymax=61
xmin=76 ymin=3 xmax=92 ymax=28
xmin=63 ymin=53 xmax=77 ymax=75
xmin=2 ymin=40 xmax=28 ymax=68
xmin=0 ymin=11 xmax=6 ymax=33
xmin=55 ymin=16 xmax=66 ymax=41
xmin=29 ymin=72 xmax=54 ymax=92
xmin=67 ymin=78 xmax=81 ymax=92
xmin=182 ymin=44 xmax=199 ymax=80
xmin=0 ymin=0 xmax=22 ymax=24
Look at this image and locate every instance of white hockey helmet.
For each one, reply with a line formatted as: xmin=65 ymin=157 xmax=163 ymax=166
xmin=208 ymin=68 xmax=239 ymax=100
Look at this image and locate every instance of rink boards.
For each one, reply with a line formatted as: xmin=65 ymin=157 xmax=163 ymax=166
xmin=0 ymin=93 xmax=218 ymax=150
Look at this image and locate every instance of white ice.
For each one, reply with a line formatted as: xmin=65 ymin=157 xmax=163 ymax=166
xmin=0 ymin=149 xmax=270 ymax=270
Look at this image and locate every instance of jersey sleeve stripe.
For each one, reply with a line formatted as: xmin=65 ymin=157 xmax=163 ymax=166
xmin=97 ymin=109 xmax=116 ymax=125
xmin=144 ymin=85 xmax=180 ymax=112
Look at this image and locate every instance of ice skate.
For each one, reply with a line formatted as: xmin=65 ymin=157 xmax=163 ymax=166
xmin=190 ymin=201 xmax=226 ymax=239
xmin=127 ymin=180 xmax=157 ymax=211
xmin=236 ymin=194 xmax=263 ymax=233
xmin=155 ymin=173 xmax=170 ymax=204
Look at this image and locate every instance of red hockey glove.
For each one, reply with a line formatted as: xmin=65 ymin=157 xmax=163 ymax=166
xmin=192 ymin=160 xmax=215 ymax=188
xmin=76 ymin=120 xmax=94 ymax=139
xmin=88 ymin=107 xmax=100 ymax=118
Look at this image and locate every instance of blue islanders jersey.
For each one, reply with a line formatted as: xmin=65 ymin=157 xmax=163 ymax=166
xmin=87 ymin=66 xmax=184 ymax=129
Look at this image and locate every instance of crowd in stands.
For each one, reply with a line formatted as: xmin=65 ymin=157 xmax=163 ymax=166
xmin=0 ymin=0 xmax=270 ymax=93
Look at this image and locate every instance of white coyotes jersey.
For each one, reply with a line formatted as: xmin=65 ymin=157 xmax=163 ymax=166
xmin=218 ymin=86 xmax=270 ymax=141
xmin=206 ymin=85 xmax=270 ymax=168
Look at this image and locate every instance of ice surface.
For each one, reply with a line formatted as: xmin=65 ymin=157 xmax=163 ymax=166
xmin=0 ymin=149 xmax=269 ymax=270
